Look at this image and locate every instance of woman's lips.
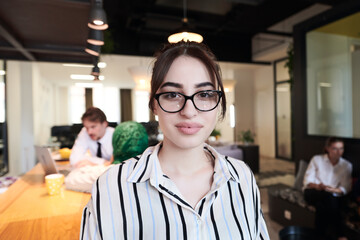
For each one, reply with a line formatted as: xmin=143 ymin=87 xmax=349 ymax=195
xmin=175 ymin=122 xmax=202 ymax=135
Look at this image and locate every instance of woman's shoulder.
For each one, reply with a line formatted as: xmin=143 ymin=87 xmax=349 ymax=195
xmin=98 ymin=157 xmax=139 ymax=181
xmin=221 ymin=155 xmax=254 ymax=178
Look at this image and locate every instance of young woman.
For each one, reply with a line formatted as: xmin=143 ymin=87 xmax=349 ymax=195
xmin=80 ymin=41 xmax=269 ymax=240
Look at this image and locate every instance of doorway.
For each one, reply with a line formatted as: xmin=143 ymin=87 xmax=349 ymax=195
xmin=274 ymin=59 xmax=292 ymax=160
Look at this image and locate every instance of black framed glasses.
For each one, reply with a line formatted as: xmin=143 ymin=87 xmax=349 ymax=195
xmin=155 ymin=90 xmax=222 ymax=113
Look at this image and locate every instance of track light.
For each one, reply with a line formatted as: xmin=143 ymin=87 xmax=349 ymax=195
xmin=85 ymin=43 xmax=101 ymax=56
xmin=87 ymin=29 xmax=104 ymax=46
xmin=88 ymin=1 xmax=108 ymax=30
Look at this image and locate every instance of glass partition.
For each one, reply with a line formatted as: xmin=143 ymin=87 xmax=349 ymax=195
xmin=275 ymin=59 xmax=292 ymax=159
xmin=307 ymin=12 xmax=360 ymax=138
xmin=0 ymin=60 xmax=7 ymax=176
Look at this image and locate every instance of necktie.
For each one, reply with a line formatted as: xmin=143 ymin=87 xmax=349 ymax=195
xmin=97 ymin=142 xmax=102 ymax=158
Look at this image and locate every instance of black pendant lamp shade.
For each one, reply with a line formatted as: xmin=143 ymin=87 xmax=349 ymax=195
xmin=85 ymin=43 xmax=101 ymax=56
xmin=88 ymin=4 xmax=108 ymax=30
xmin=91 ymin=65 xmax=100 ymax=77
xmin=87 ymin=29 xmax=104 ymax=46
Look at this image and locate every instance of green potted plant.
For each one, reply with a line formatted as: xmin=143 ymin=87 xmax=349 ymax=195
xmin=210 ymin=129 xmax=221 ymax=140
xmin=239 ymin=129 xmax=255 ymax=145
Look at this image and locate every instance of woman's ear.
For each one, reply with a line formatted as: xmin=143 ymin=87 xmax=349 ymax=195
xmin=152 ymin=104 xmax=158 ymax=115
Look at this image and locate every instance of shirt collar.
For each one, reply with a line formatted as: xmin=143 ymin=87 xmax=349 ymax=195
xmin=324 ymin=153 xmax=343 ymax=166
xmin=127 ymin=143 xmax=238 ymax=186
xmin=97 ymin=127 xmax=110 ymax=144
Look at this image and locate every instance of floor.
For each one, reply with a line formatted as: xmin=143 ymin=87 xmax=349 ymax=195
xmin=257 ymin=156 xmax=296 ymax=240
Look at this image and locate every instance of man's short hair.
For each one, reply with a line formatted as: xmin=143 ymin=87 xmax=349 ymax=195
xmin=81 ymin=107 xmax=107 ymax=123
xmin=324 ymin=136 xmax=344 ymax=153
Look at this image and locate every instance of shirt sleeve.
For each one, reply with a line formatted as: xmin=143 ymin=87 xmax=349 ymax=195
xmin=70 ymin=128 xmax=105 ymax=166
xmin=338 ymin=161 xmax=353 ymax=195
xmin=257 ymin=188 xmax=270 ymax=240
xmin=79 ymin=195 xmax=102 ymax=240
xmin=251 ymin=172 xmax=270 ymax=240
xmin=303 ymin=156 xmax=317 ymax=189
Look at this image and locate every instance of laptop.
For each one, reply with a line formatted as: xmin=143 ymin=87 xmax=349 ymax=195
xmin=35 ymin=146 xmax=71 ymax=176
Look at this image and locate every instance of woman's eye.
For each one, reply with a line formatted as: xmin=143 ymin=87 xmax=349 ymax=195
xmin=198 ymin=91 xmax=215 ymax=98
xmin=163 ymin=92 xmax=181 ymax=99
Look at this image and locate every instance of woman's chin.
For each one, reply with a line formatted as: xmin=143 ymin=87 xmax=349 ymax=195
xmin=163 ymin=136 xmax=208 ymax=150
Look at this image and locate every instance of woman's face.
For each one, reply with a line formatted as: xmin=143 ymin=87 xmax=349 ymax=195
xmin=153 ymin=56 xmax=219 ymax=150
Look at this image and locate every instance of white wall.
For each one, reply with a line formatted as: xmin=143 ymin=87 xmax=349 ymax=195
xmin=234 ymin=69 xmax=255 ymax=141
xmin=254 ymin=66 xmax=275 ymax=158
xmin=216 ymin=90 xmax=235 ymax=143
xmin=33 ymin=67 xmax=56 ymax=146
xmin=7 ymin=61 xmax=35 ymax=176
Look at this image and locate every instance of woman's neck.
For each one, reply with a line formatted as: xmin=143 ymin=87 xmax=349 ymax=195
xmin=158 ymin=141 xmax=213 ymax=176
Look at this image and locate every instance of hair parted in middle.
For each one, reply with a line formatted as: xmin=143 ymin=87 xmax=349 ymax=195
xmin=148 ymin=41 xmax=227 ymax=119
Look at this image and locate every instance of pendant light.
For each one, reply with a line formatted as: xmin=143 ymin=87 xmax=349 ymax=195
xmin=88 ymin=0 xmax=108 ymax=30
xmin=87 ymin=29 xmax=104 ymax=46
xmin=168 ymin=0 xmax=203 ymax=43
xmin=85 ymin=43 xmax=101 ymax=56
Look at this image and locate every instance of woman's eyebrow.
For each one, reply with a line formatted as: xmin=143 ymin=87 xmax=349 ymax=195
xmin=160 ymin=82 xmax=183 ymax=89
xmin=160 ymin=81 xmax=214 ymax=89
xmin=195 ymin=82 xmax=215 ymax=88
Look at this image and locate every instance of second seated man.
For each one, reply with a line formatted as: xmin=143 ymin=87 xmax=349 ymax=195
xmin=70 ymin=107 xmax=114 ymax=168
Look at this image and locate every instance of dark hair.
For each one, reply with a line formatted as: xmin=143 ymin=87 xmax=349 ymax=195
xmin=81 ymin=107 xmax=107 ymax=123
xmin=324 ymin=137 xmax=344 ymax=153
xmin=148 ymin=41 xmax=226 ymax=119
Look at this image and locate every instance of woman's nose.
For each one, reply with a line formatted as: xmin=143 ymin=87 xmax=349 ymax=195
xmin=180 ymin=99 xmax=198 ymax=118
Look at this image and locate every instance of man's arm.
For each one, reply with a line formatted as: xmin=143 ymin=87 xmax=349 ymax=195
xmin=303 ymin=156 xmax=323 ymax=190
xmin=335 ymin=161 xmax=353 ymax=195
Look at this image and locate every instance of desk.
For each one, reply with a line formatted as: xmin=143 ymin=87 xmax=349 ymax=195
xmin=0 ymin=163 xmax=91 ymax=239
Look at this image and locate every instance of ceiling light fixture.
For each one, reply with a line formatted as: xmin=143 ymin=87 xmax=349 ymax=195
xmin=97 ymin=62 xmax=107 ymax=68
xmin=168 ymin=0 xmax=203 ymax=43
xmin=70 ymin=74 xmax=105 ymax=80
xmin=63 ymin=62 xmax=106 ymax=68
xmin=87 ymin=29 xmax=104 ymax=46
xmin=88 ymin=0 xmax=108 ymax=30
xmin=128 ymin=66 xmax=151 ymax=92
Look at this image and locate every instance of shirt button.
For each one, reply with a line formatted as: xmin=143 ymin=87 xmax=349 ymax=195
xmin=197 ymin=218 xmax=201 ymax=224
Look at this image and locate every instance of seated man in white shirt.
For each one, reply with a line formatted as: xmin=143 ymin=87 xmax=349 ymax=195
xmin=303 ymin=137 xmax=352 ymax=240
xmin=70 ymin=107 xmax=115 ymax=168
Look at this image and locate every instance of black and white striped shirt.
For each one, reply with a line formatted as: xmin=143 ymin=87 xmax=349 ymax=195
xmin=80 ymin=143 xmax=269 ymax=240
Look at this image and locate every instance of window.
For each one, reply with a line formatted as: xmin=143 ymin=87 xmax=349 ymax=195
xmin=70 ymin=85 xmax=120 ymax=124
xmin=274 ymin=59 xmax=292 ymax=160
xmin=306 ymin=12 xmax=360 ymax=138
xmin=70 ymin=86 xmax=85 ymax=124
xmin=135 ymin=91 xmax=150 ymax=122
